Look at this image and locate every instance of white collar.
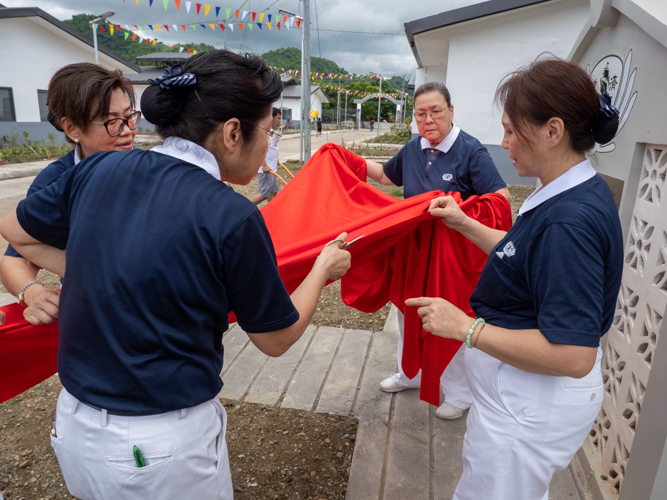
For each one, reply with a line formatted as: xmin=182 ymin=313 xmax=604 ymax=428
xmin=420 ymin=125 xmax=460 ymax=154
xmin=518 ymin=159 xmax=596 ymax=216
xmin=151 ymin=137 xmax=221 ymax=181
xmin=73 ymin=145 xmax=82 ymax=165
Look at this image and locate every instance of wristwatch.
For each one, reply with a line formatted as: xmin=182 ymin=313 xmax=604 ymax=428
xmin=18 ymin=281 xmax=44 ymax=306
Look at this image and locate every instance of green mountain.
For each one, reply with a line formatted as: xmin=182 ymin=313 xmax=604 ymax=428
xmin=63 ymin=14 xmax=215 ymax=66
xmin=261 ymin=47 xmax=344 ymax=74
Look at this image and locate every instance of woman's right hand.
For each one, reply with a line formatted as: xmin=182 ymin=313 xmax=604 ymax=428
xmin=315 ymin=232 xmax=352 ymax=281
xmin=428 ymin=196 xmax=469 ymax=230
xmin=22 ymin=287 xmax=60 ymax=325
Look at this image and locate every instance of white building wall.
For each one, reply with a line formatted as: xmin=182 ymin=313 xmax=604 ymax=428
xmin=272 ymin=93 xmax=325 ymax=124
xmin=413 ymin=0 xmax=589 ymax=145
xmin=0 ymin=17 xmax=136 ymax=122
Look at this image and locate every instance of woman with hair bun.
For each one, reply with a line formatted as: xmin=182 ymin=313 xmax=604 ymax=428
xmin=406 ymin=56 xmax=623 ymax=499
xmin=0 ymin=62 xmax=139 ymax=326
xmin=0 ymin=50 xmax=351 ymax=499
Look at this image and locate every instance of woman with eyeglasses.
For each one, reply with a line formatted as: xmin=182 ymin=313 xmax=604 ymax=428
xmin=0 ymin=63 xmax=141 ymax=326
xmin=0 ymin=50 xmax=350 ymax=500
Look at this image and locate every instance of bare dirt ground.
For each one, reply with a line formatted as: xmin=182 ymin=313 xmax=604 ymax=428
xmin=0 ymin=157 xmax=533 ymax=499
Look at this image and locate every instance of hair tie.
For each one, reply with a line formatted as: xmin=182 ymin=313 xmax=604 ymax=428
xmin=148 ymin=64 xmax=196 ymax=90
xmin=598 ymin=92 xmax=619 ymax=118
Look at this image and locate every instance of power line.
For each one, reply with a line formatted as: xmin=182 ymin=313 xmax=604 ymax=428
xmin=317 ymin=29 xmax=404 ymax=36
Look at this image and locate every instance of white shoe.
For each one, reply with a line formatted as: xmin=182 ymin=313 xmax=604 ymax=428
xmin=435 ymin=401 xmax=467 ymax=420
xmin=380 ymin=376 xmax=417 ymax=393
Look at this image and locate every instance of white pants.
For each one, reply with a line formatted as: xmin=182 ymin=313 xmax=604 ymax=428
xmin=51 ymin=388 xmax=234 ymax=500
xmin=454 ymin=346 xmax=604 ymax=500
xmin=392 ymin=311 xmax=472 ymax=409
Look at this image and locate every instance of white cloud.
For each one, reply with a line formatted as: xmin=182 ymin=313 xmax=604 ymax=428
xmin=1 ymin=0 xmax=483 ymax=76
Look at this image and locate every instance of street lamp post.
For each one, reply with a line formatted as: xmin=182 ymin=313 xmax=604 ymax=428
xmin=371 ymin=72 xmax=382 ymax=139
xmin=90 ymin=11 xmax=115 ymax=65
xmin=280 ymin=5 xmax=311 ymax=163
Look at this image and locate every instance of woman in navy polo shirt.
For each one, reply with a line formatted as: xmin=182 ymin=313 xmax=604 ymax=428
xmin=0 ymin=63 xmax=140 ymax=326
xmin=407 ymin=58 xmax=623 ymax=499
xmin=0 ymin=50 xmax=351 ymax=500
xmin=366 ymin=81 xmax=510 ymax=421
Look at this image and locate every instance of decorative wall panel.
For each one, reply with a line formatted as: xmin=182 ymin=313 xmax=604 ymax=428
xmin=588 ymin=145 xmax=667 ymax=496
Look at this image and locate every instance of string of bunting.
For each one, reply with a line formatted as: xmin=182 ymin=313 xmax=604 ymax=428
xmin=292 ymin=78 xmax=406 ymax=100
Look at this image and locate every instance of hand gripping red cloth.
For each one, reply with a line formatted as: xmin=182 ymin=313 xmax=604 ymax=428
xmin=260 ymin=143 xmax=512 ymax=405
xmin=0 ymin=303 xmax=59 ymax=403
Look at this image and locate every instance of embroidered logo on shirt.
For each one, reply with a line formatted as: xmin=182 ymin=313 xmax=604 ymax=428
xmin=496 ymin=251 xmax=504 ymax=259
xmin=442 ymin=173 xmax=453 ymax=181
xmin=503 ymin=241 xmax=516 ymax=257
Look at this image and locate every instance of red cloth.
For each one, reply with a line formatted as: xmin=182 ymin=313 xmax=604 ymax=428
xmin=0 ymin=143 xmax=511 ymax=406
xmin=0 ymin=303 xmax=59 ymax=403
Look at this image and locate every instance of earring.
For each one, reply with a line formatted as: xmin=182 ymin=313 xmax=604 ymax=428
xmin=74 ymin=139 xmax=78 ymax=143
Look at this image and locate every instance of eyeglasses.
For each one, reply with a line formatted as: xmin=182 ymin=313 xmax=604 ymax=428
xmin=243 ymin=120 xmax=273 ymax=137
xmin=414 ymin=109 xmax=446 ymax=122
xmin=91 ymin=111 xmax=142 ymax=137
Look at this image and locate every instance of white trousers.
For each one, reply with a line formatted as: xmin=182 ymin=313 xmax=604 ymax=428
xmin=392 ymin=310 xmax=472 ymax=409
xmin=454 ymin=346 xmax=604 ymax=500
xmin=51 ymin=388 xmax=234 ymax=500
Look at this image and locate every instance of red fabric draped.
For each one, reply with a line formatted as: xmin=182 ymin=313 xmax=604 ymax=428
xmin=0 ymin=143 xmax=511 ymax=406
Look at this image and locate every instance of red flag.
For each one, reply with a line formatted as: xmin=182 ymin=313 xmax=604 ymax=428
xmin=235 ymin=9 xmax=239 ymax=19
xmin=116 ymin=24 xmax=122 ymax=31
xmin=175 ymin=0 xmax=181 ymax=10
xmin=238 ymin=23 xmax=243 ymax=30
xmin=252 ymin=12 xmax=256 ymax=22
xmin=187 ymin=48 xmax=191 ymax=54
xmin=181 ymin=24 xmax=186 ymax=31
xmin=277 ymin=22 xmax=280 ymax=30
xmin=132 ymin=34 xmax=137 ymax=41
xmin=100 ymin=26 xmax=105 ymax=32
xmin=196 ymin=3 xmax=201 ymax=15
xmin=296 ymin=18 xmax=301 ymax=29
xmin=219 ymin=24 xmax=225 ymax=31
xmin=133 ymin=24 xmax=138 ymax=29
xmin=164 ymin=25 xmax=169 ymax=31
xmin=146 ymin=38 xmax=150 ymax=44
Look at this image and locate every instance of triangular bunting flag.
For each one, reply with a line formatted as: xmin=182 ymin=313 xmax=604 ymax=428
xmin=196 ymin=3 xmax=201 ymax=15
xmin=252 ymin=12 xmax=256 ymax=22
xmin=175 ymin=0 xmax=181 ymax=10
xmin=187 ymin=49 xmax=191 ymax=54
xmin=124 ymin=32 xmax=129 ymax=40
xmin=259 ymin=13 xmax=264 ymax=22
xmin=162 ymin=0 xmax=168 ymax=10
xmin=204 ymin=5 xmax=210 ymax=16
xmin=164 ymin=25 xmax=169 ymax=31
xmin=109 ymin=24 xmax=114 ymax=35
xmin=136 ymin=0 xmax=139 ymax=4
xmin=149 ymin=0 xmax=154 ymax=6
xmin=209 ymin=24 xmax=215 ymax=30
xmin=296 ymin=18 xmax=301 ymax=29
xmin=179 ymin=47 xmax=184 ymax=52
xmin=148 ymin=25 xmax=153 ymax=30
xmin=268 ymin=14 xmax=272 ymax=23
xmin=138 ymin=36 xmax=143 ymax=42
xmin=133 ymin=24 xmax=138 ymax=29
xmin=186 ymin=1 xmax=191 ymax=13
xmin=242 ymin=10 xmax=248 ymax=20
xmin=257 ymin=23 xmax=262 ymax=29
xmin=181 ymin=24 xmax=186 ymax=31
xmin=116 ymin=24 xmax=122 ymax=31
xmin=191 ymin=24 xmax=196 ymax=30
xmin=267 ymin=22 xmax=271 ymax=30
xmin=215 ymin=7 xmax=220 ymax=17
xmin=193 ymin=50 xmax=197 ymax=54
xmin=153 ymin=39 xmax=157 ymax=45
xmin=132 ymin=34 xmax=137 ymax=40
xmin=156 ymin=25 xmax=161 ymax=31
xmin=172 ymin=24 xmax=178 ymax=31
xmin=200 ymin=24 xmax=206 ymax=29
xmin=238 ymin=23 xmax=243 ymax=30
xmin=226 ymin=8 xmax=231 ymax=19
xmin=140 ymin=25 xmax=145 ymax=29
xmin=228 ymin=23 xmax=233 ymax=31
xmin=247 ymin=23 xmax=252 ymax=30
xmin=219 ymin=24 xmax=225 ymax=31
xmin=235 ymin=9 xmax=239 ymax=19
xmin=277 ymin=22 xmax=280 ymax=30
xmin=285 ymin=20 xmax=290 ymax=30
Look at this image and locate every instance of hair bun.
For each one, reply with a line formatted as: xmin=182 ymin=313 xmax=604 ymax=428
xmin=592 ymin=112 xmax=619 ymax=145
xmin=140 ymin=85 xmax=188 ymax=127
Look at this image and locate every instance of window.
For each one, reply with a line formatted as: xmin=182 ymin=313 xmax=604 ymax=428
xmin=279 ymin=107 xmax=292 ymax=123
xmin=0 ymin=88 xmax=16 ymax=122
xmin=38 ymin=90 xmax=49 ymax=122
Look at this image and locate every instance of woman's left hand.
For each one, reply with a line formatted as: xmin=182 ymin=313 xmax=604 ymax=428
xmin=404 ymin=297 xmax=472 ymax=342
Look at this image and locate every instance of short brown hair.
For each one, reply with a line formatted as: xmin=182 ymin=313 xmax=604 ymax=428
xmin=414 ymin=82 xmax=451 ymax=107
xmin=495 ymin=56 xmax=602 ymax=152
xmin=46 ymin=63 xmax=136 ymax=144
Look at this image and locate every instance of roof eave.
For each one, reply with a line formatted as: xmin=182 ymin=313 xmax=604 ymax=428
xmin=0 ymin=7 xmax=140 ymax=72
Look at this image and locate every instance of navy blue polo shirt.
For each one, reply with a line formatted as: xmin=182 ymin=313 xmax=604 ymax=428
xmin=5 ymin=149 xmax=76 ymax=258
xmin=470 ymin=174 xmax=623 ymax=347
xmin=383 ymin=130 xmax=506 ymax=199
xmin=16 ymin=148 xmax=299 ymax=414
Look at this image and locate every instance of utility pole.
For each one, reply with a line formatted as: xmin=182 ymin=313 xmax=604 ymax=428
xmin=400 ymin=74 xmax=406 ymax=129
xmin=302 ymin=2 xmax=312 ymax=162
xmin=372 ymin=73 xmax=382 ymax=139
xmin=90 ymin=11 xmax=115 ymax=65
xmin=336 ymin=61 xmax=341 ymax=128
xmin=344 ymin=91 xmax=348 ymax=129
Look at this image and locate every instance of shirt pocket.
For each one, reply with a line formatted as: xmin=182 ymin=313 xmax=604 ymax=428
xmin=479 ymin=252 xmax=518 ymax=309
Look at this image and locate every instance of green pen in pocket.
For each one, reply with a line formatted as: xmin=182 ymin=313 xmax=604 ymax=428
xmin=133 ymin=445 xmax=146 ymax=467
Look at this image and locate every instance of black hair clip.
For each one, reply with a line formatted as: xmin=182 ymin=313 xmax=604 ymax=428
xmin=148 ymin=64 xmax=196 ymax=90
xmin=599 ymin=92 xmax=620 ymax=118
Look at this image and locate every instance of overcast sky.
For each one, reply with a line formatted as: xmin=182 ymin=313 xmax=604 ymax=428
xmin=3 ymin=0 xmax=483 ymax=78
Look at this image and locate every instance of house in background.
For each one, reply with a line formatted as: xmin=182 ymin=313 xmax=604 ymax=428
xmin=0 ymin=4 xmax=139 ymax=144
xmin=404 ymin=0 xmax=590 ymax=184
xmin=129 ymin=63 xmax=329 ymax=130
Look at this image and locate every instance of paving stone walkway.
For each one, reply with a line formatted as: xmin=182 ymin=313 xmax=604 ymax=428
xmin=219 ymin=306 xmax=589 ymax=500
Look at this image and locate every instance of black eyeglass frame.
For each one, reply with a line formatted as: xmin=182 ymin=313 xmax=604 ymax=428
xmin=91 ymin=111 xmax=142 ymax=137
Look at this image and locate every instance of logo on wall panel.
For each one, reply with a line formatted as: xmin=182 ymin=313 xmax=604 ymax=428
xmin=587 ymin=49 xmax=638 ymax=153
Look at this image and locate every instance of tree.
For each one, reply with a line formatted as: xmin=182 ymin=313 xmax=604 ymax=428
xmin=63 ymin=14 xmax=215 ymax=65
